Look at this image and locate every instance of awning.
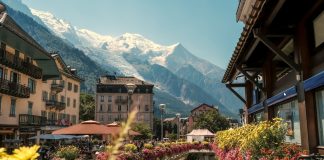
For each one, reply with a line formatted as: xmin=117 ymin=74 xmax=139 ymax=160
xmin=248 ymin=102 xmax=263 ymax=114
xmin=304 ymin=71 xmax=324 ymax=92
xmin=265 ymin=86 xmax=296 ymax=107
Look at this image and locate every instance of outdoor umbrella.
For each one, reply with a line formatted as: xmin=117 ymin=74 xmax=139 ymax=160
xmin=52 ymin=120 xmax=112 ymax=135
xmin=28 ymin=134 xmax=75 ymax=140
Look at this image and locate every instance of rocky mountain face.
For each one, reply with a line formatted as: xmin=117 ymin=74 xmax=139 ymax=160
xmin=1 ymin=0 xmax=243 ymax=118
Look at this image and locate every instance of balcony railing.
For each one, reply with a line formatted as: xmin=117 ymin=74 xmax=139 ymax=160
xmin=0 ymin=79 xmax=30 ymax=98
xmin=115 ymin=98 xmax=133 ymax=105
xmin=51 ymin=83 xmax=64 ymax=93
xmin=45 ymin=100 xmax=66 ymax=111
xmin=46 ymin=119 xmax=71 ymax=126
xmin=0 ymin=51 xmax=42 ymax=79
xmin=19 ymin=114 xmax=47 ymax=126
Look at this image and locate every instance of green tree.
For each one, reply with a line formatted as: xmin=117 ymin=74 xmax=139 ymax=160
xmin=132 ymin=123 xmax=153 ymax=140
xmin=79 ymin=93 xmax=95 ymax=121
xmin=194 ymin=110 xmax=230 ymax=133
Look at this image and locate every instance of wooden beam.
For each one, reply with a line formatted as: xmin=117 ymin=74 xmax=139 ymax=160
xmin=228 ymin=83 xmax=245 ymax=87
xmin=226 ymin=84 xmax=246 ymax=104
xmin=236 ymin=65 xmax=265 ymax=92
xmin=253 ymin=29 xmax=300 ymax=71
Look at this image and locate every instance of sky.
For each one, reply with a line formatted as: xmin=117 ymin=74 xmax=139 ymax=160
xmin=22 ymin=0 xmax=243 ymax=69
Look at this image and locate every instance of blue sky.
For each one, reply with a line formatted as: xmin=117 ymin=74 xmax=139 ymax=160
xmin=22 ymin=0 xmax=243 ymax=69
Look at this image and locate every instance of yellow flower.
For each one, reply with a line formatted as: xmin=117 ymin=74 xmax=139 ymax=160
xmin=11 ymin=145 xmax=40 ymax=160
xmin=0 ymin=148 xmax=8 ymax=157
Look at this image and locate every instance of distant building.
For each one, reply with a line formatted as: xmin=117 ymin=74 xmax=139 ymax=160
xmin=95 ymin=75 xmax=154 ymax=129
xmin=188 ymin=103 xmax=218 ymax=132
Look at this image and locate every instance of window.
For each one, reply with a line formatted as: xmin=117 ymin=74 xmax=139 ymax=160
xmin=108 ymin=96 xmax=112 ymax=102
xmin=28 ymin=78 xmax=36 ymax=93
xmin=108 ymin=104 xmax=112 ymax=112
xmin=275 ymin=100 xmax=301 ymax=144
xmin=73 ymin=99 xmax=76 ymax=108
xmin=61 ymin=96 xmax=65 ymax=103
xmin=108 ymin=115 xmax=112 ymax=121
xmin=27 ymin=102 xmax=33 ymax=115
xmin=41 ymin=111 xmax=46 ymax=117
xmin=145 ymin=105 xmax=149 ymax=112
xmin=61 ymin=80 xmax=65 ymax=88
xmin=10 ymin=71 xmax=20 ymax=83
xmin=42 ymin=91 xmax=48 ymax=101
xmin=100 ymin=104 xmax=103 ymax=112
xmin=316 ymin=89 xmax=324 ymax=145
xmin=67 ymin=98 xmax=70 ymax=107
xmin=68 ymin=82 xmax=72 ymax=91
xmin=10 ymin=99 xmax=16 ymax=116
xmin=100 ymin=96 xmax=104 ymax=102
xmin=100 ymin=115 xmax=104 ymax=121
xmin=118 ymin=114 xmax=121 ymax=120
xmin=118 ymin=105 xmax=121 ymax=111
xmin=138 ymin=105 xmax=141 ymax=111
xmin=0 ymin=96 xmax=2 ymax=114
xmin=72 ymin=115 xmax=76 ymax=124
xmin=313 ymin=11 xmax=324 ymax=47
xmin=4 ymin=69 xmax=7 ymax=80
xmin=0 ymin=67 xmax=3 ymax=80
xmin=74 ymin=84 xmax=78 ymax=93
xmin=117 ymin=96 xmax=122 ymax=100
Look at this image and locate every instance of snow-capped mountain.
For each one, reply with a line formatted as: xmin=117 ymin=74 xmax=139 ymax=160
xmin=29 ymin=8 xmax=242 ymax=116
xmin=2 ymin=0 xmax=243 ymax=117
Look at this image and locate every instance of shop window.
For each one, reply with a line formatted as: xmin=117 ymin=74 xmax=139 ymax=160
xmin=316 ymin=89 xmax=324 ymax=145
xmin=275 ymin=100 xmax=301 ymax=144
xmin=313 ymin=11 xmax=324 ymax=48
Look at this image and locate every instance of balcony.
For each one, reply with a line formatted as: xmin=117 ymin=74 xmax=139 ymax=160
xmin=51 ymin=83 xmax=64 ymax=93
xmin=0 ymin=51 xmax=42 ymax=79
xmin=46 ymin=119 xmax=71 ymax=126
xmin=0 ymin=79 xmax=30 ymax=98
xmin=19 ymin=114 xmax=47 ymax=126
xmin=45 ymin=100 xmax=66 ymax=111
xmin=115 ymin=98 xmax=133 ymax=105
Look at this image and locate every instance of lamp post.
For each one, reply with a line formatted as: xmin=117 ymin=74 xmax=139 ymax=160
xmin=175 ymin=113 xmax=181 ymax=140
xmin=159 ymin=104 xmax=166 ymax=141
xmin=125 ymin=83 xmax=136 ymax=116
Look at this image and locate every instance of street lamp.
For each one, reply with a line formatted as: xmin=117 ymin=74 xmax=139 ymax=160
xmin=159 ymin=104 xmax=166 ymax=141
xmin=175 ymin=113 xmax=181 ymax=140
xmin=125 ymin=83 xmax=136 ymax=115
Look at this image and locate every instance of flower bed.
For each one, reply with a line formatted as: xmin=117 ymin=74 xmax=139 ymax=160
xmin=96 ymin=141 xmax=212 ymax=160
xmin=213 ymin=118 xmax=306 ymax=160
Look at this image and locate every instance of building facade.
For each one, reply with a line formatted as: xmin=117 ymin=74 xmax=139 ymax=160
xmin=222 ymin=0 xmax=324 ymax=153
xmin=96 ymin=75 xmax=154 ymax=129
xmin=40 ymin=54 xmax=81 ymax=134
xmin=187 ymin=103 xmax=218 ymax=132
xmin=0 ymin=4 xmax=81 ymax=147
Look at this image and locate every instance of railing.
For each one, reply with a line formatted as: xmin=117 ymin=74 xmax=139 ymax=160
xmin=19 ymin=114 xmax=47 ymax=126
xmin=0 ymin=51 xmax=42 ymax=79
xmin=51 ymin=83 xmax=64 ymax=92
xmin=46 ymin=119 xmax=71 ymax=126
xmin=45 ymin=100 xmax=66 ymax=111
xmin=115 ymin=98 xmax=128 ymax=104
xmin=0 ymin=79 xmax=30 ymax=98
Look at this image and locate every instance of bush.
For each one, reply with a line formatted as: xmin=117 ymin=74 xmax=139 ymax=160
xmin=124 ymin=144 xmax=137 ymax=153
xmin=143 ymin=143 xmax=153 ymax=149
xmin=55 ymin=146 xmax=80 ymax=160
xmin=214 ymin=118 xmax=305 ymax=159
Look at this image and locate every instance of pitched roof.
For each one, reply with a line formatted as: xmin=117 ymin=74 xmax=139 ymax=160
xmin=190 ymin=103 xmax=217 ymax=113
xmin=99 ymin=75 xmax=153 ymax=86
xmin=222 ymin=0 xmax=267 ymax=83
xmin=51 ymin=53 xmax=83 ymax=82
xmin=186 ymin=129 xmax=214 ymax=136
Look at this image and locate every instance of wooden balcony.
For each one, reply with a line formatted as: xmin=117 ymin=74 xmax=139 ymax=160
xmin=0 ymin=79 xmax=30 ymax=98
xmin=0 ymin=51 xmax=42 ymax=79
xmin=45 ymin=100 xmax=66 ymax=111
xmin=19 ymin=114 xmax=47 ymax=126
